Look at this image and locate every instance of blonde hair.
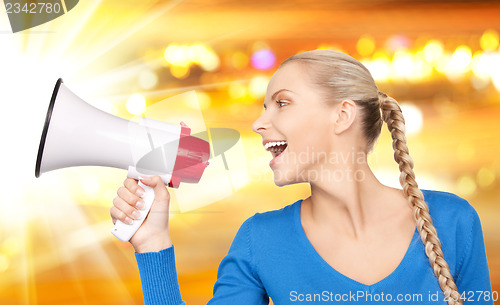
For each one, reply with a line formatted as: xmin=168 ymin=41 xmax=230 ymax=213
xmin=280 ymin=49 xmax=461 ymax=305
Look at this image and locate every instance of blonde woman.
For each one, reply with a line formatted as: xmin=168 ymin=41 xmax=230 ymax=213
xmin=110 ymin=50 xmax=493 ymax=305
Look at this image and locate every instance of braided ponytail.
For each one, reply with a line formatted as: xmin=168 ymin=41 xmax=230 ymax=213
xmin=378 ymin=91 xmax=462 ymax=305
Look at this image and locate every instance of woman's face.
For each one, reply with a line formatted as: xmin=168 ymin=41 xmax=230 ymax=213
xmin=252 ymin=62 xmax=339 ymax=186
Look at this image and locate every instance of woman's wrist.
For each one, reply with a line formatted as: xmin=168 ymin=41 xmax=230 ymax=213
xmin=133 ymin=233 xmax=173 ymax=253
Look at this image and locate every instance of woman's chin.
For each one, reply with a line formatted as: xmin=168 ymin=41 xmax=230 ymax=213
xmin=273 ymin=179 xmax=288 ymax=187
xmin=272 ymin=168 xmax=297 ymax=187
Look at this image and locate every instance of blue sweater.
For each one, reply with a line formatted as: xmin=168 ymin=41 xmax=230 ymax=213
xmin=135 ymin=189 xmax=493 ymax=304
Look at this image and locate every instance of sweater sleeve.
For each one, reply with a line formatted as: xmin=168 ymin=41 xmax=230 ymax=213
xmin=135 ymin=245 xmax=186 ymax=305
xmin=134 ymin=216 xmax=268 ymax=305
xmin=455 ymin=205 xmax=494 ymax=305
xmin=207 ymin=216 xmax=269 ymax=305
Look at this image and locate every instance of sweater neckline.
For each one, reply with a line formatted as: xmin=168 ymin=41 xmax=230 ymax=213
xmin=292 ymin=196 xmax=420 ymax=290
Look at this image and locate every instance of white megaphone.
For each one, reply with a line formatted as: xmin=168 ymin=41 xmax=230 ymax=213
xmin=35 ymin=78 xmax=211 ymax=242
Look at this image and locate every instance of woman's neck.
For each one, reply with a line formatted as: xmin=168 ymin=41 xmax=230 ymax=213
xmin=305 ymin=158 xmax=406 ymax=239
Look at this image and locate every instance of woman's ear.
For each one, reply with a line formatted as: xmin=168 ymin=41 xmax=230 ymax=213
xmin=332 ymin=99 xmax=357 ymax=135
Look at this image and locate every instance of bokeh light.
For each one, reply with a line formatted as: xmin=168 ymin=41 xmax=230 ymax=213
xmin=385 ymin=35 xmax=411 ymax=52
xmin=400 ymin=103 xmax=423 ymax=135
xmin=164 ymin=44 xmax=190 ymax=67
xmin=250 ymin=49 xmax=276 ymax=70
xmin=409 ymin=51 xmax=432 ymax=81
xmin=423 ymin=40 xmax=444 ymax=63
xmin=364 ymin=51 xmax=391 ymax=81
xmin=138 ymin=69 xmax=158 ymax=89
xmin=392 ymin=50 xmax=415 ymax=79
xmin=476 ymin=167 xmax=496 ymax=188
xmin=447 ymin=45 xmax=472 ymax=78
xmin=126 ymin=93 xmax=147 ymax=115
xmin=248 ymin=76 xmax=269 ymax=99
xmin=357 ymin=35 xmax=376 ymax=57
xmin=457 ymin=175 xmax=477 ymax=196
xmin=198 ymin=47 xmax=220 ymax=72
xmin=170 ymin=65 xmax=190 ymax=79
xmin=164 ymin=43 xmax=220 ymax=72
xmin=471 ymin=51 xmax=490 ymax=79
xmin=480 ymin=29 xmax=499 ymax=51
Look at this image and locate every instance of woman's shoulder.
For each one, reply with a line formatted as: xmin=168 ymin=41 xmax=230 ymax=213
xmin=242 ymin=199 xmax=302 ymax=237
xmin=421 ymin=188 xmax=477 ymax=216
xmin=420 ymin=188 xmax=481 ymax=236
xmin=419 ymin=189 xmax=486 ymax=276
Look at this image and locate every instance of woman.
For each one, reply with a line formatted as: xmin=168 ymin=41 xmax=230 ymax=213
xmin=110 ymin=50 xmax=493 ymax=305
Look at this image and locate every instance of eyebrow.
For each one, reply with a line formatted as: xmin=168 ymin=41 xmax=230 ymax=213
xmin=263 ymin=89 xmax=294 ymax=109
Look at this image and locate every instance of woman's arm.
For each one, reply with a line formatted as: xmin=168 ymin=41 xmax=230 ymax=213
xmin=112 ymin=177 xmax=269 ymax=305
xmin=134 ymin=217 xmax=269 ymax=305
xmin=111 ymin=176 xmax=182 ymax=304
xmin=135 ymin=245 xmax=186 ymax=305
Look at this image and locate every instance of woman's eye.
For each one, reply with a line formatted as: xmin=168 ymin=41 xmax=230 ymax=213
xmin=276 ymin=100 xmax=287 ymax=107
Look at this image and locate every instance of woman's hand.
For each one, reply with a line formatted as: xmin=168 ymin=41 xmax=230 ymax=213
xmin=110 ymin=176 xmax=173 ymax=253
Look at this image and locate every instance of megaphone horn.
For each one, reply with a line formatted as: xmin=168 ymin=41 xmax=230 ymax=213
xmin=35 ymin=78 xmax=210 ymax=242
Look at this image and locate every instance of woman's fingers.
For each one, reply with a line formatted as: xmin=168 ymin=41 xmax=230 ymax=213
xmin=124 ymin=177 xmax=145 ymax=197
xmin=110 ymin=205 xmax=132 ymax=225
xmin=117 ymin=186 xmax=144 ymax=209
xmin=139 ymin=176 xmax=170 ymax=202
xmin=111 ymin=176 xmax=168 ymax=227
xmin=111 ymin=195 xmax=142 ymax=224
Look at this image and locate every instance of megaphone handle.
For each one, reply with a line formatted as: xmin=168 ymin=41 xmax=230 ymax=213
xmin=110 ymin=181 xmax=154 ymax=242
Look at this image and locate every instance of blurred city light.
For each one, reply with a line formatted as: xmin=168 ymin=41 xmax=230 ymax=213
xmin=423 ymin=40 xmax=444 ymax=63
xmin=170 ymin=65 xmax=190 ymax=79
xmin=248 ymin=76 xmax=269 ymax=99
xmin=385 ymin=35 xmax=411 ymax=52
xmin=251 ymin=49 xmax=276 ymax=70
xmin=392 ymin=50 xmax=415 ymax=79
xmin=480 ymin=29 xmax=499 ymax=51
xmin=164 ymin=44 xmax=190 ymax=67
xmin=164 ymin=43 xmax=220 ymax=72
xmin=126 ymin=93 xmax=146 ymax=115
xmin=457 ymin=175 xmax=477 ymax=196
xmin=449 ymin=45 xmax=472 ymax=76
xmin=357 ymin=35 xmax=376 ymax=57
xmin=476 ymin=167 xmax=496 ymax=188
xmin=138 ymin=69 xmax=158 ymax=89
xmin=400 ymin=103 xmax=423 ymax=135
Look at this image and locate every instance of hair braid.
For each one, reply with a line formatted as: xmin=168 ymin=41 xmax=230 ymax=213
xmin=378 ymin=91 xmax=462 ymax=305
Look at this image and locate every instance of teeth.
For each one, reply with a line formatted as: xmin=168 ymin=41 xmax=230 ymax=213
xmin=264 ymin=141 xmax=287 ymax=151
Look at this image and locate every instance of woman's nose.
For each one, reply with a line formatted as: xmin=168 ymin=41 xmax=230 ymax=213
xmin=252 ymin=111 xmax=270 ymax=134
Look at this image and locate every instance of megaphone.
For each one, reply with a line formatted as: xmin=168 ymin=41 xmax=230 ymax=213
xmin=35 ymin=78 xmax=210 ymax=242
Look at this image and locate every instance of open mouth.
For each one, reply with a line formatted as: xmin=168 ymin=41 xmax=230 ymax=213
xmin=265 ymin=141 xmax=288 ymax=158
